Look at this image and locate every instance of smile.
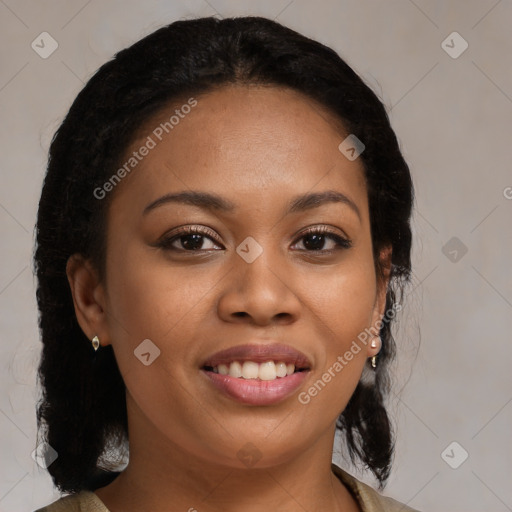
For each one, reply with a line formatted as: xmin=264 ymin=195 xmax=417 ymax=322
xmin=200 ymin=343 xmax=312 ymax=405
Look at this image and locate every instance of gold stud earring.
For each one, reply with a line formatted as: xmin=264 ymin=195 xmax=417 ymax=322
xmin=92 ymin=335 xmax=100 ymax=351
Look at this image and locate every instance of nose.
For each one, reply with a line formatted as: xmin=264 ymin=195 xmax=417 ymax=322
xmin=216 ymin=246 xmax=302 ymax=326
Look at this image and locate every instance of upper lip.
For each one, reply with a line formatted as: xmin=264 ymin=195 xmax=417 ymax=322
xmin=201 ymin=343 xmax=312 ymax=369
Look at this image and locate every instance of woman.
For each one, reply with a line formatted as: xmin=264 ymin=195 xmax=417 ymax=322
xmin=33 ymin=15 xmax=417 ymax=512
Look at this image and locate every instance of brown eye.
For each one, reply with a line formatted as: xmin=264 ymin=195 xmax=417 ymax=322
xmin=292 ymin=227 xmax=352 ymax=253
xmin=157 ymin=226 xmax=222 ymax=252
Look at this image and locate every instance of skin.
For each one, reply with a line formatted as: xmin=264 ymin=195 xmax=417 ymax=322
xmin=67 ymin=84 xmax=391 ymax=512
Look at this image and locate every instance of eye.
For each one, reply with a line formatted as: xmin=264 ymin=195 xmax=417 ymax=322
xmin=291 ymin=226 xmax=352 ymax=253
xmin=157 ymin=226 xmax=222 ymax=252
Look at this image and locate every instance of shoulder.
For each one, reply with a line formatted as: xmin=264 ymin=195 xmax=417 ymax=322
xmin=332 ymin=464 xmax=421 ymax=512
xmin=33 ymin=490 xmax=109 ymax=512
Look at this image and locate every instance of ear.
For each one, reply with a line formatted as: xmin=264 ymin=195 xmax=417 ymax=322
xmin=368 ymin=245 xmax=393 ymax=357
xmin=66 ymin=254 xmax=111 ymax=347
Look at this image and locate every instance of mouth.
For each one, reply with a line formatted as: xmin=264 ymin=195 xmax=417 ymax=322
xmin=200 ymin=343 xmax=311 ymax=405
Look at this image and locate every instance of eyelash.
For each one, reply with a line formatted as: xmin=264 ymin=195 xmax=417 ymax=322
xmin=156 ymin=225 xmax=353 ymax=254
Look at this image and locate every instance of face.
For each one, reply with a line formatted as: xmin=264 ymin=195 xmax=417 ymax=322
xmin=70 ymin=84 xmax=390 ymax=469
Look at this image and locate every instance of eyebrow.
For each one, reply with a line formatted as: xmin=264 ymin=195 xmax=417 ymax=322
xmin=143 ymin=189 xmax=361 ymax=220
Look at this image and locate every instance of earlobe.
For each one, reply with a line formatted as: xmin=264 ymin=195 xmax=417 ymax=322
xmin=66 ymin=254 xmax=109 ymax=346
xmin=368 ymin=245 xmax=393 ymax=358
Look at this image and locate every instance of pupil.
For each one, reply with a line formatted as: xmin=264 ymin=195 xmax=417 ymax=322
xmin=182 ymin=234 xmax=203 ymax=250
xmin=304 ymin=234 xmax=324 ymax=250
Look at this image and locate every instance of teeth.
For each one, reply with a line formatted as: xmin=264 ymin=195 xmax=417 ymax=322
xmin=228 ymin=361 xmax=242 ymax=378
xmin=276 ymin=362 xmax=287 ymax=378
xmin=211 ymin=360 xmax=298 ymax=380
xmin=258 ymin=361 xmax=276 ymax=381
xmin=242 ymin=361 xmax=259 ymax=379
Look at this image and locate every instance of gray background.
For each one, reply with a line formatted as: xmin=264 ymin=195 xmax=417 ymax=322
xmin=1 ymin=1 xmax=511 ymax=511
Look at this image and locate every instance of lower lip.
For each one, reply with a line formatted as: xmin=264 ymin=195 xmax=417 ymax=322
xmin=201 ymin=369 xmax=309 ymax=406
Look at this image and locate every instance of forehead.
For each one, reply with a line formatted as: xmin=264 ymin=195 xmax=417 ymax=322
xmin=109 ymin=84 xmax=368 ymax=218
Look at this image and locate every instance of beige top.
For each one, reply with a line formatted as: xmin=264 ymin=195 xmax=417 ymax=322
xmin=34 ymin=464 xmax=420 ymax=511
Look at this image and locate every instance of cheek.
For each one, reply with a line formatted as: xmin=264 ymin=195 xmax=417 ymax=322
xmin=295 ymin=257 xmax=377 ymax=416
xmin=104 ymin=244 xmax=220 ymax=365
xmin=102 ymin=248 xmax=214 ymax=425
xmin=301 ymin=256 xmax=377 ymax=344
